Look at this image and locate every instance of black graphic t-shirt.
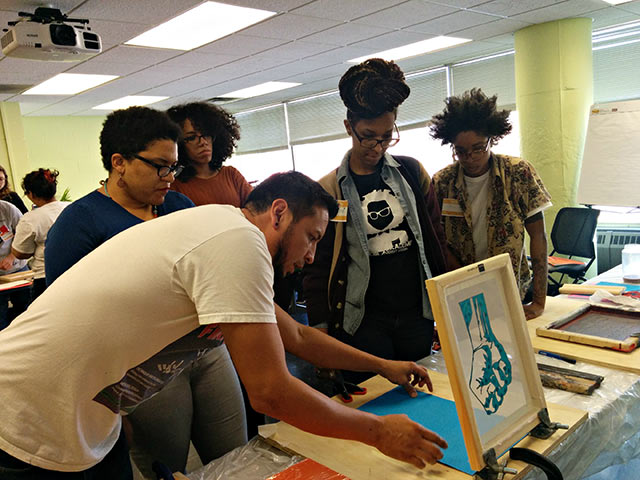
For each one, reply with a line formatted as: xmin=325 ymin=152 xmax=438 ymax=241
xmin=351 ymin=168 xmax=422 ymax=313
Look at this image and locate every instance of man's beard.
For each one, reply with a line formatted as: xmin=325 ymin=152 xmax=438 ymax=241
xmin=272 ymin=223 xmax=294 ymax=279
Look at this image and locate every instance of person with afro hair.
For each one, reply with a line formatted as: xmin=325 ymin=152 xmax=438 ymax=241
xmin=430 ymin=89 xmax=551 ymax=319
xmin=304 ymin=58 xmax=448 ymax=388
xmin=167 ymin=102 xmax=252 ymax=207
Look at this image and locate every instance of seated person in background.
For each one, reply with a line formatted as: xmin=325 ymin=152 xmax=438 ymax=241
xmin=167 ymin=102 xmax=253 ymax=207
xmin=303 ymin=58 xmax=448 ymax=385
xmin=430 ymin=89 xmax=552 ymax=319
xmin=0 ymin=165 xmax=28 ymax=214
xmin=0 ymin=171 xmax=447 ymax=479
xmin=0 ymin=200 xmax=29 ymax=330
xmin=11 ymin=169 xmax=69 ymax=300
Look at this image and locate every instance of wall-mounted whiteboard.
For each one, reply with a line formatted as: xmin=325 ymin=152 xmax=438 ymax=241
xmin=578 ymin=100 xmax=640 ymax=207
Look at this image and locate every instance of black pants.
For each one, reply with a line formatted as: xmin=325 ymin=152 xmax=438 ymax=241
xmin=0 ymin=428 xmax=132 ymax=480
xmin=336 ymin=308 xmax=434 ymax=385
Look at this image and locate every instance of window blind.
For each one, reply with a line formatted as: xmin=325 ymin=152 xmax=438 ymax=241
xmin=234 ymin=104 xmax=288 ymax=155
xmin=451 ymin=52 xmax=515 ymax=108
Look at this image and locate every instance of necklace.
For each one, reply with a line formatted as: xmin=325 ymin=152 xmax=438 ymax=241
xmin=102 ymin=178 xmax=158 ymax=218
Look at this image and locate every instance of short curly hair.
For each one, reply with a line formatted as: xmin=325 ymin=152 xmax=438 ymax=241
xmin=429 ymin=88 xmax=512 ymax=145
xmin=339 ymin=58 xmax=410 ymax=123
xmin=100 ymin=107 xmax=181 ymax=172
xmin=166 ymin=102 xmax=241 ymax=182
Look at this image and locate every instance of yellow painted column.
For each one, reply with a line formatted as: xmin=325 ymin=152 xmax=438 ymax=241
xmin=0 ymin=102 xmax=31 ymax=193
xmin=515 ymin=18 xmax=593 ymax=235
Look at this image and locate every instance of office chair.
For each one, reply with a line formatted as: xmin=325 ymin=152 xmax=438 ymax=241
xmin=548 ymin=207 xmax=600 ymax=289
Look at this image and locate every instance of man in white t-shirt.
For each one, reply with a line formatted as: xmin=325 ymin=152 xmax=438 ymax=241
xmin=0 ymin=171 xmax=447 ymax=479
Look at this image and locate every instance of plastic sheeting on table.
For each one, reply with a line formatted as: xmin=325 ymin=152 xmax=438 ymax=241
xmin=420 ymin=352 xmax=640 ymax=480
xmin=186 ymin=436 xmax=303 ymax=480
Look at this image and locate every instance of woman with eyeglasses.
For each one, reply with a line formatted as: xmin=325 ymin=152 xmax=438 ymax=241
xmin=303 ymin=58 xmax=448 ymax=385
xmin=167 ymin=102 xmax=252 ymax=208
xmin=44 ymin=107 xmax=194 ymax=286
xmin=430 ymin=89 xmax=551 ymax=319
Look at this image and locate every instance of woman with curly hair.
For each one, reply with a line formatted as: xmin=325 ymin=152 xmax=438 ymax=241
xmin=0 ymin=165 xmax=28 ymax=214
xmin=167 ymin=102 xmax=252 ymax=207
xmin=11 ymin=169 xmax=69 ymax=299
xmin=430 ymin=88 xmax=551 ymax=319
xmin=304 ymin=58 xmax=448 ymax=386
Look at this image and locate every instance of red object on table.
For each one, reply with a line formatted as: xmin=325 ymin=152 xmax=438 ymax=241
xmin=267 ymin=458 xmax=350 ymax=479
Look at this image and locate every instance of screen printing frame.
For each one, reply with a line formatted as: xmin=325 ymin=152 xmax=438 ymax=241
xmin=426 ymin=254 xmax=547 ymax=471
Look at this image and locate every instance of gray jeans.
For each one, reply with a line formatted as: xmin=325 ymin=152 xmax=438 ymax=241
xmin=127 ymin=345 xmax=247 ymax=478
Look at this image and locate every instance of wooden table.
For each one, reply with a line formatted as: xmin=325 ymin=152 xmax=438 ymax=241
xmin=260 ymin=370 xmax=587 ymax=480
xmin=528 ymin=296 xmax=640 ymax=375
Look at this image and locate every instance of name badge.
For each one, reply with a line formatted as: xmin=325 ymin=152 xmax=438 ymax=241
xmin=442 ymin=198 xmax=464 ymax=217
xmin=332 ymin=199 xmax=348 ymax=222
xmin=0 ymin=224 xmax=13 ymax=243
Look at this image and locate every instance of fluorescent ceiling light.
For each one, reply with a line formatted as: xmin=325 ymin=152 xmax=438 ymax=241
xmin=23 ymin=73 xmax=118 ymax=95
xmin=126 ymin=1 xmax=276 ymax=50
xmin=92 ymin=95 xmax=169 ymax=110
xmin=602 ymin=0 xmax=633 ymax=4
xmin=348 ymin=36 xmax=472 ymax=63
xmin=222 ymin=81 xmax=301 ymax=99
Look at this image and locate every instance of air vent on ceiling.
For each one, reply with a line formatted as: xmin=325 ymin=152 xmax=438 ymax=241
xmin=0 ymin=84 xmax=33 ymax=94
xmin=207 ymin=96 xmax=241 ymax=104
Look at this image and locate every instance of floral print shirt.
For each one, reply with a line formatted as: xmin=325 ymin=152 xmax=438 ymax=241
xmin=433 ymin=154 xmax=552 ymax=298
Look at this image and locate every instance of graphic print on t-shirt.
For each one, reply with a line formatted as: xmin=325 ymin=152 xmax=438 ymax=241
xmin=93 ymin=325 xmax=224 ymax=414
xmin=361 ymin=188 xmax=412 ymax=256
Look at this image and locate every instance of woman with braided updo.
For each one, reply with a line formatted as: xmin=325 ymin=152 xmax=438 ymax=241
xmin=11 ymin=169 xmax=69 ymax=299
xmin=430 ymin=89 xmax=551 ymax=319
xmin=304 ymin=58 xmax=448 ymax=385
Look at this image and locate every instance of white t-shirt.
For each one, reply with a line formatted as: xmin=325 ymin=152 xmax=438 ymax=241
xmin=0 ymin=200 xmax=28 ymax=274
xmin=464 ymin=170 xmax=491 ymax=261
xmin=12 ymin=201 xmax=69 ymax=279
xmin=0 ymin=205 xmax=276 ymax=471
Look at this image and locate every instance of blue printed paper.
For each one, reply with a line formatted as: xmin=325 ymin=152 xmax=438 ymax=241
xmin=358 ymin=387 xmax=474 ymax=475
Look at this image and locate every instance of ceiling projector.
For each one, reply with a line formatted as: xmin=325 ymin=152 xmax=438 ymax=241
xmin=1 ymin=7 xmax=101 ymax=61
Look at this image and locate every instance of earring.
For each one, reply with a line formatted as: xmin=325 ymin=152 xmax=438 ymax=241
xmin=117 ymin=172 xmax=126 ymax=188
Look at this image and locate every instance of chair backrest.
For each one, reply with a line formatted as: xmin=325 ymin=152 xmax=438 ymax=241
xmin=550 ymin=207 xmax=600 ymax=259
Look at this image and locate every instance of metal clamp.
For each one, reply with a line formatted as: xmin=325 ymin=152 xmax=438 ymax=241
xmin=530 ymin=408 xmax=569 ymax=439
xmin=474 ymin=449 xmax=518 ymax=480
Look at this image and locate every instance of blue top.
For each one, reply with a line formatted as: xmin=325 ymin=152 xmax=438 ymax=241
xmin=45 ymin=190 xmax=194 ymax=285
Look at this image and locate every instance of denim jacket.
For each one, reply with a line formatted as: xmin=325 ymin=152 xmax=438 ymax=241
xmin=303 ymin=151 xmax=448 ymax=335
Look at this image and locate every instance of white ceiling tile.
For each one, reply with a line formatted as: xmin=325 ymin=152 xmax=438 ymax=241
xmin=425 ymin=0 xmax=492 ymax=7
xmin=301 ymin=45 xmax=376 ymax=64
xmin=511 ymin=0 xmax=609 ymax=23
xmin=65 ymin=61 xmax=144 ymax=76
xmin=0 ymin=56 xmax=70 ymax=74
xmin=0 ymin=94 xmax=11 ymax=101
xmin=290 ymin=0 xmax=405 ymax=21
xmin=352 ymin=1 xmax=458 ymax=29
xmin=348 ymin=30 xmax=436 ymax=52
xmin=453 ymin=18 xmax=532 ymax=40
xmin=301 ymin=22 xmax=393 ymax=46
xmin=81 ymin=19 xmax=148 ymax=48
xmin=259 ymin=41 xmax=337 ymax=60
xmin=281 ymin=62 xmax=355 ymax=84
xmin=588 ymin=7 xmax=640 ymax=30
xmin=406 ymin=9 xmax=500 ymax=35
xmin=239 ymin=13 xmax=342 ymax=40
xmin=469 ymin=0 xmax=563 ymax=18
xmin=615 ymin=1 xmax=640 ymax=15
xmin=155 ymin=51 xmax=240 ymax=69
xmin=90 ymin=45 xmax=180 ymax=66
xmin=197 ymin=34 xmax=288 ymax=56
xmin=211 ymin=0 xmax=312 ymax=11
xmin=71 ymin=1 xmax=202 ymax=24
xmin=0 ymin=1 xmax=82 ymax=14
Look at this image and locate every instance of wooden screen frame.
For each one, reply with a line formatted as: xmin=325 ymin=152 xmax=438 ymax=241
xmin=536 ymin=304 xmax=640 ymax=352
xmin=426 ymin=254 xmax=547 ymax=472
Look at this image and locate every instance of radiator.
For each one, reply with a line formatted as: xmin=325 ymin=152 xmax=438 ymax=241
xmin=596 ymin=228 xmax=640 ymax=273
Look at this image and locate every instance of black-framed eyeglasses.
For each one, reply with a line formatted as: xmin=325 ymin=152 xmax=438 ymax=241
xmin=451 ymin=140 xmax=491 ymax=160
xmin=350 ymin=122 xmax=400 ymax=149
xmin=133 ymin=154 xmax=184 ymax=178
xmin=183 ymin=133 xmax=213 ymax=145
